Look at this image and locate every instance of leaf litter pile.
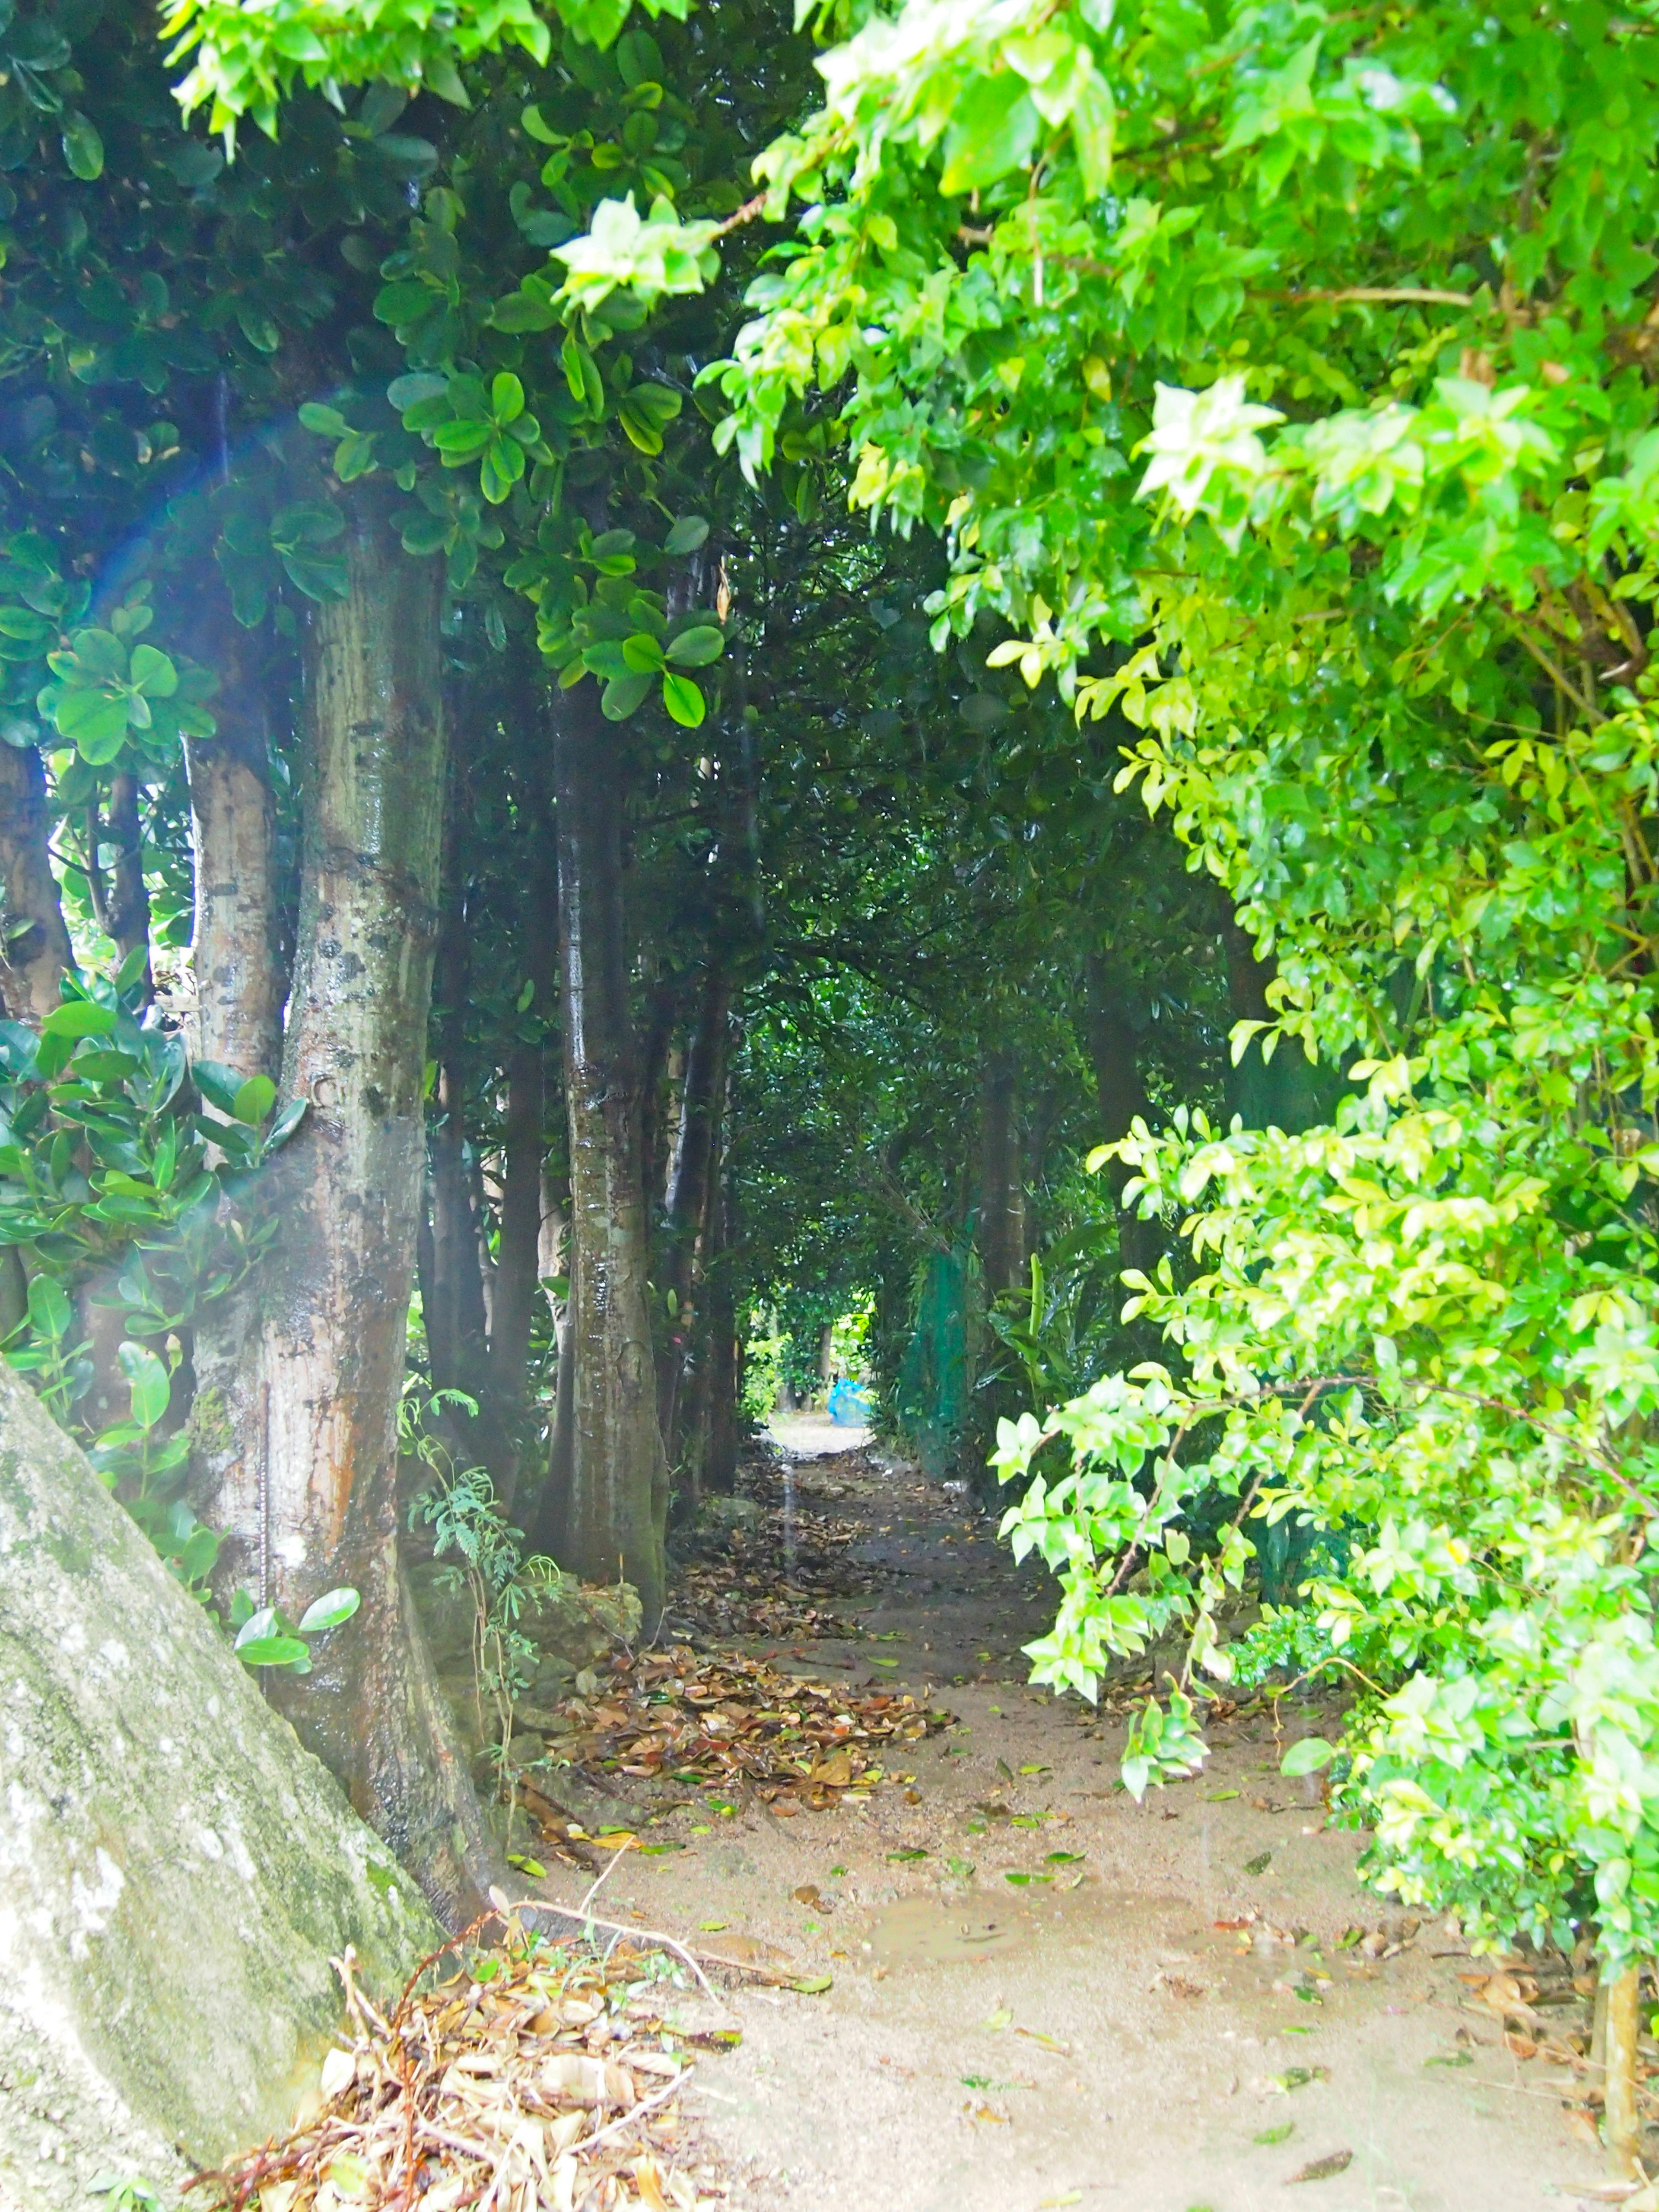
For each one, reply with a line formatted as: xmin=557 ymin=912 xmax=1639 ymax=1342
xmin=195 ymin=1910 xmax=744 ymax=2212
xmin=667 ymin=1464 xmax=888 ymax=1644
xmin=525 ymin=1644 xmax=951 ymax=1824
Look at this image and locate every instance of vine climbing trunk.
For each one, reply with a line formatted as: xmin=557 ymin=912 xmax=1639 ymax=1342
xmin=543 ymin=677 xmax=667 ymax=1622
xmin=205 ymin=499 xmax=496 ymax=1926
xmin=0 ymin=741 xmax=73 ymax=1022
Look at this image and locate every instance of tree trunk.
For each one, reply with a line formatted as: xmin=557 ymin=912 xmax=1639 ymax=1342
xmin=547 ymin=678 xmax=667 ymax=1620
xmin=89 ymin=772 xmax=153 ymax=1002
xmin=488 ymin=753 xmax=559 ymax=1491
xmin=655 ymin=963 xmax=730 ymax=1458
xmin=1082 ymin=951 xmax=1157 ymax=1276
xmin=701 ymin=1166 xmax=740 ymax=1497
xmin=1603 ymin=1962 xmax=1642 ymax=2177
xmin=488 ymin=1037 xmax=542 ymax=1481
xmin=206 ymin=499 xmax=497 ymax=1925
xmin=422 ymin=849 xmax=489 ymax=1407
xmin=0 ymin=740 xmax=73 ymax=1021
xmin=184 ymin=619 xmax=283 ymax=1080
xmin=1220 ymin=905 xmax=1331 ymax=1132
xmin=977 ymin=1048 xmax=1019 ymax=1300
xmin=637 ymin=974 xmax=682 ymax=1225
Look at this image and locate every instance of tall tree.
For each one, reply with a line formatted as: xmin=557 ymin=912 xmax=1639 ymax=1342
xmin=212 ymin=491 xmax=496 ymax=1919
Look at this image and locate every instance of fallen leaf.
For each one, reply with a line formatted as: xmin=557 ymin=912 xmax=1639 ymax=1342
xmin=1244 ymin=1851 xmax=1272 ymax=1876
xmin=790 ymin=1974 xmax=833 ymax=1995
xmin=1254 ymin=2121 xmax=1294 ymax=2145
xmin=1286 ymin=2150 xmax=1353 ymax=2183
xmin=982 ymin=2007 xmax=1014 ymax=2031
xmin=1016 ymin=2028 xmax=1071 ymax=2054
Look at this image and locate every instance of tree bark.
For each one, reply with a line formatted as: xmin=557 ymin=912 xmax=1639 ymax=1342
xmin=1082 ymin=951 xmax=1157 ymax=1276
xmin=86 ymin=773 xmax=152 ymax=1002
xmin=488 ymin=746 xmax=559 ymax=1485
xmin=700 ymin=1165 xmax=740 ymax=1497
xmin=184 ymin=617 xmax=283 ymax=1080
xmin=655 ymin=962 xmax=730 ymax=1458
xmin=977 ymin=1048 xmax=1020 ymax=1300
xmin=422 ymin=846 xmax=489 ymax=1407
xmin=546 ymin=677 xmax=667 ymax=1621
xmin=0 ymin=741 xmax=73 ymax=1022
xmin=205 ymin=498 xmax=497 ymax=1925
xmin=1220 ymin=905 xmax=1331 ymax=1132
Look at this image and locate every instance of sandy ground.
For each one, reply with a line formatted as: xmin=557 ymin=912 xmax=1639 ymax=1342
xmin=532 ymin=1446 xmax=1614 ymax=2212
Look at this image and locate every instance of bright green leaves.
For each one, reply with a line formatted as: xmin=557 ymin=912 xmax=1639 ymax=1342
xmin=615 ymin=379 xmax=682 ymax=455
xmin=230 ymin=1585 xmax=359 ymax=1671
xmin=37 ymin=616 xmax=210 ymax=767
xmin=551 ymin=192 xmax=719 ymax=314
xmin=1121 ymin=1687 xmax=1210 ymax=1801
xmin=396 ymin=370 xmax=552 ymax=505
xmin=938 ymin=79 xmax=1037 ymax=194
xmin=163 ymin=0 xmax=552 ymax=140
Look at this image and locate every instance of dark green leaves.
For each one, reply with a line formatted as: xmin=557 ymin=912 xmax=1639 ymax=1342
xmin=269 ymin=499 xmax=347 ymax=602
xmin=60 ymin=112 xmax=103 ymax=181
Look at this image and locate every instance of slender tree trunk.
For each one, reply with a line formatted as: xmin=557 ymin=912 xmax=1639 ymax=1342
xmin=1220 ymin=905 xmax=1331 ymax=1132
xmin=0 ymin=741 xmax=73 ymax=1021
xmin=488 ymin=747 xmax=559 ymax=1494
xmin=637 ymin=976 xmax=681 ymax=1227
xmin=1082 ymin=952 xmax=1157 ymax=1276
xmin=547 ymin=679 xmax=667 ymax=1620
xmin=977 ymin=1049 xmax=1019 ymax=1300
xmin=97 ymin=773 xmax=153 ymax=1001
xmin=701 ymin=1164 xmax=740 ymax=1497
xmin=184 ymin=619 xmax=283 ymax=1081
xmin=422 ymin=853 xmax=489 ymax=1405
xmin=655 ymin=963 xmax=730 ymax=1457
xmin=183 ymin=619 xmax=286 ymax=1523
xmin=1603 ymin=1963 xmax=1642 ymax=2177
xmin=206 ymin=500 xmax=496 ymax=1925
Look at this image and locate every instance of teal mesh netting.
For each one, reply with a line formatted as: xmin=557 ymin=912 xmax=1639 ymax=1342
xmin=895 ymin=1243 xmax=972 ymax=1480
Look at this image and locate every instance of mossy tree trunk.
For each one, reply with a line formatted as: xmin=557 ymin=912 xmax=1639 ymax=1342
xmin=205 ymin=498 xmax=498 ymax=1924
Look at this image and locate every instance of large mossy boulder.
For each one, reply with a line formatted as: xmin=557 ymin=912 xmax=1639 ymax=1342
xmin=0 ymin=1369 xmax=442 ymax=2212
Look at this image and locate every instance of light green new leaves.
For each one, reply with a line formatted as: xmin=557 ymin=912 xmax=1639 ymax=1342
xmin=551 ymin=193 xmax=719 ymax=314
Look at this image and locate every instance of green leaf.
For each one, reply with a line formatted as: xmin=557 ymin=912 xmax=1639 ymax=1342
xmin=622 ymin=632 xmax=668 ymax=674
xmin=235 ymin=1634 xmax=311 ymax=1669
xmin=601 ymin=671 xmax=654 ymax=720
xmin=117 ymin=1341 xmax=170 ymax=1433
xmin=232 ymin=1074 xmax=277 ymax=1125
xmin=1280 ymin=1738 xmax=1336 ymax=1777
xmin=665 ymin=625 xmax=724 ymax=668
xmin=664 ymin=515 xmax=710 ymax=555
xmin=661 ymin=671 xmax=706 ymax=727
xmin=40 ymin=998 xmax=116 ymax=1039
xmin=298 ymin=1586 xmax=362 ymax=1633
xmin=61 ymin=113 xmax=103 ymax=181
xmin=53 ymin=686 xmax=131 ymax=761
xmin=299 ymin=403 xmax=354 ymax=438
xmin=128 ymin=645 xmax=178 ymax=699
xmin=27 ymin=1273 xmax=72 ymax=1341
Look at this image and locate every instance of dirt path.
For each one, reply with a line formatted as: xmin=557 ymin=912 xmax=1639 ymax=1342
xmin=535 ymin=1446 xmax=1611 ymax=2212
